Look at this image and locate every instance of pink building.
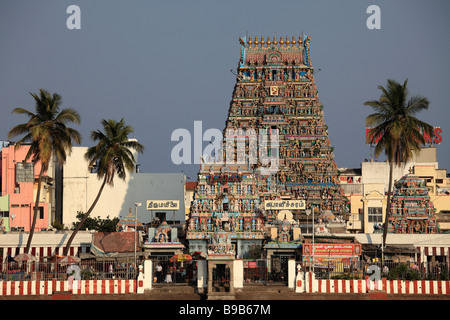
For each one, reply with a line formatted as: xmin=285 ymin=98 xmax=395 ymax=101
xmin=0 ymin=143 xmax=50 ymax=232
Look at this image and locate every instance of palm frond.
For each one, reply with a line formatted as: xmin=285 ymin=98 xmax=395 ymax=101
xmin=84 ymin=119 xmax=143 ymax=185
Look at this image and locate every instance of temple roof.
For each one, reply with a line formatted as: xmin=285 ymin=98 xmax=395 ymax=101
xmin=117 ymin=208 xmax=144 ymax=231
xmin=243 ymin=35 xmax=308 ymax=51
xmin=92 ymin=232 xmax=140 ymax=255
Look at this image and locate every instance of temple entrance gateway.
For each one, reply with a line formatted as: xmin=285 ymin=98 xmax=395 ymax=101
xmin=207 ymin=259 xmax=235 ymax=298
xmin=211 ymin=263 xmax=231 ymax=292
xmin=270 ymin=254 xmax=291 ymax=283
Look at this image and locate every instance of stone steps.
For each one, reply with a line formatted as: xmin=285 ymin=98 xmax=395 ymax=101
xmin=145 ymin=284 xmax=205 ymax=300
xmin=235 ymin=285 xmax=294 ymax=300
xmin=143 ymin=284 xmax=298 ymax=300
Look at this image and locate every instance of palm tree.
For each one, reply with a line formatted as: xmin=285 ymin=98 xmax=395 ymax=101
xmin=364 ymin=79 xmax=434 ymax=251
xmin=63 ymin=119 xmax=144 ymax=256
xmin=8 ymin=89 xmax=81 ymax=254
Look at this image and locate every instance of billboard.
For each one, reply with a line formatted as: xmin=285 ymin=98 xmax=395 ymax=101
xmin=365 ymin=127 xmax=442 ymax=145
xmin=302 ymin=243 xmax=361 ymax=256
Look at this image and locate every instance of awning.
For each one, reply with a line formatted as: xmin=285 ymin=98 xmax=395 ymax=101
xmin=384 ymin=245 xmax=417 ymax=255
xmin=362 ymin=244 xmax=417 ymax=255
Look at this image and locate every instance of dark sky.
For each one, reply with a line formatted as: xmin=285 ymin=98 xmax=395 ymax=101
xmin=1 ymin=0 xmax=449 ymax=180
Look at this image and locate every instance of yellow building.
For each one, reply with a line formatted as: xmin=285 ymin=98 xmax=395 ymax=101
xmin=340 ymin=147 xmax=450 ymax=233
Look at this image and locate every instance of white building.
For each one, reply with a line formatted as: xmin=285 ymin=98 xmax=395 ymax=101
xmin=59 ymin=147 xmax=186 ymax=229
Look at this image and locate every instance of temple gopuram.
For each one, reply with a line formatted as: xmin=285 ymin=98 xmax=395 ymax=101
xmin=387 ymin=175 xmax=441 ymax=234
xmin=186 ymin=35 xmax=349 ymax=259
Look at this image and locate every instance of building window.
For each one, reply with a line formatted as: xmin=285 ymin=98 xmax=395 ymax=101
xmin=16 ymin=162 xmax=34 ymax=183
xmin=368 ymin=207 xmax=382 ymax=223
xmin=39 ymin=207 xmax=44 ymax=219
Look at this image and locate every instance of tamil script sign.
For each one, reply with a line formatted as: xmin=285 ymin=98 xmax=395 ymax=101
xmin=147 ymin=200 xmax=180 ymax=210
xmin=264 ymin=200 xmax=305 ymax=210
xmin=303 ymin=243 xmax=361 ymax=256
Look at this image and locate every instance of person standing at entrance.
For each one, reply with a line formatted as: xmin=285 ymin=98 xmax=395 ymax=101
xmin=156 ymin=263 xmax=163 ymax=283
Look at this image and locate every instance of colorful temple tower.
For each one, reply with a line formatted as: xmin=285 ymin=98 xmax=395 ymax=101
xmin=186 ymin=35 xmax=348 ymax=258
xmin=387 ymin=175 xmax=440 ymax=234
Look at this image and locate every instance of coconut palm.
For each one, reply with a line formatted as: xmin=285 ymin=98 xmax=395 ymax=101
xmin=8 ymin=89 xmax=81 ymax=254
xmin=364 ymin=79 xmax=434 ymax=250
xmin=63 ymin=118 xmax=144 ymax=256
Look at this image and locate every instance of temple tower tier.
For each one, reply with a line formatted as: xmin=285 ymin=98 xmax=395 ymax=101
xmin=387 ymin=175 xmax=441 ymax=234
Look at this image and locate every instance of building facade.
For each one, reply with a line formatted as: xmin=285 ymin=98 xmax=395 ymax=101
xmin=60 ymin=146 xmax=186 ymax=228
xmin=341 ymin=147 xmax=450 ymax=233
xmin=0 ymin=143 xmax=52 ymax=232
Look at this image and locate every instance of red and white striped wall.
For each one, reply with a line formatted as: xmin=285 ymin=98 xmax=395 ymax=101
xmin=315 ymin=278 xmax=450 ymax=294
xmin=0 ymin=279 xmax=137 ymax=296
xmin=383 ymin=278 xmax=450 ymax=295
xmin=315 ymin=278 xmax=367 ymax=294
xmin=298 ymin=272 xmax=450 ymax=295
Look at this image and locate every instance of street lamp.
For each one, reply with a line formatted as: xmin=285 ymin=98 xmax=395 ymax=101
xmin=134 ymin=202 xmax=142 ymax=269
xmin=305 ymin=207 xmax=315 ymax=273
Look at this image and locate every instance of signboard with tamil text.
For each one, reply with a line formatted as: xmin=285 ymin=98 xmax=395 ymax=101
xmin=264 ymin=200 xmax=305 ymax=210
xmin=302 ymin=243 xmax=361 ymax=256
xmin=146 ymin=200 xmax=180 ymax=211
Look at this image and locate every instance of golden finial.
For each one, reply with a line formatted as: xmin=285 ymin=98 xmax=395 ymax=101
xmin=260 ymin=36 xmax=265 ymax=47
xmin=285 ymin=36 xmax=290 ymax=46
xmin=298 ymin=35 xmax=303 ymax=46
xmin=266 ymin=36 xmax=271 ymax=47
xmin=291 ymin=36 xmax=296 ymax=46
xmin=279 ymin=36 xmax=283 ymax=47
xmin=248 ymin=36 xmax=253 ymax=48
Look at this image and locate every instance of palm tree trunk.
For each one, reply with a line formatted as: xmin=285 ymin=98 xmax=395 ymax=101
xmin=63 ymin=176 xmax=108 ymax=256
xmin=24 ymin=165 xmax=45 ymax=254
xmin=382 ymin=159 xmax=394 ymax=257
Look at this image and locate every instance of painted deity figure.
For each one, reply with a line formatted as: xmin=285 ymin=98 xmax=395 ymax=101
xmin=155 ymin=226 xmax=170 ymax=242
xmin=229 ymin=215 xmax=236 ymax=231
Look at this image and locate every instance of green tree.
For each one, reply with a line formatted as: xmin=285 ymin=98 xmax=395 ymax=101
xmin=364 ymin=79 xmax=434 ymax=250
xmin=8 ymin=89 xmax=81 ymax=254
xmin=63 ymin=119 xmax=143 ymax=255
xmin=73 ymin=211 xmax=119 ymax=232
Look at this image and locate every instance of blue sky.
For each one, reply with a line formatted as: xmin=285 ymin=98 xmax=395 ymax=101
xmin=1 ymin=0 xmax=449 ymax=180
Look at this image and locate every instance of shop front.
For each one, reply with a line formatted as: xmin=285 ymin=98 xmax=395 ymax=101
xmin=302 ymin=243 xmax=362 ymax=277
